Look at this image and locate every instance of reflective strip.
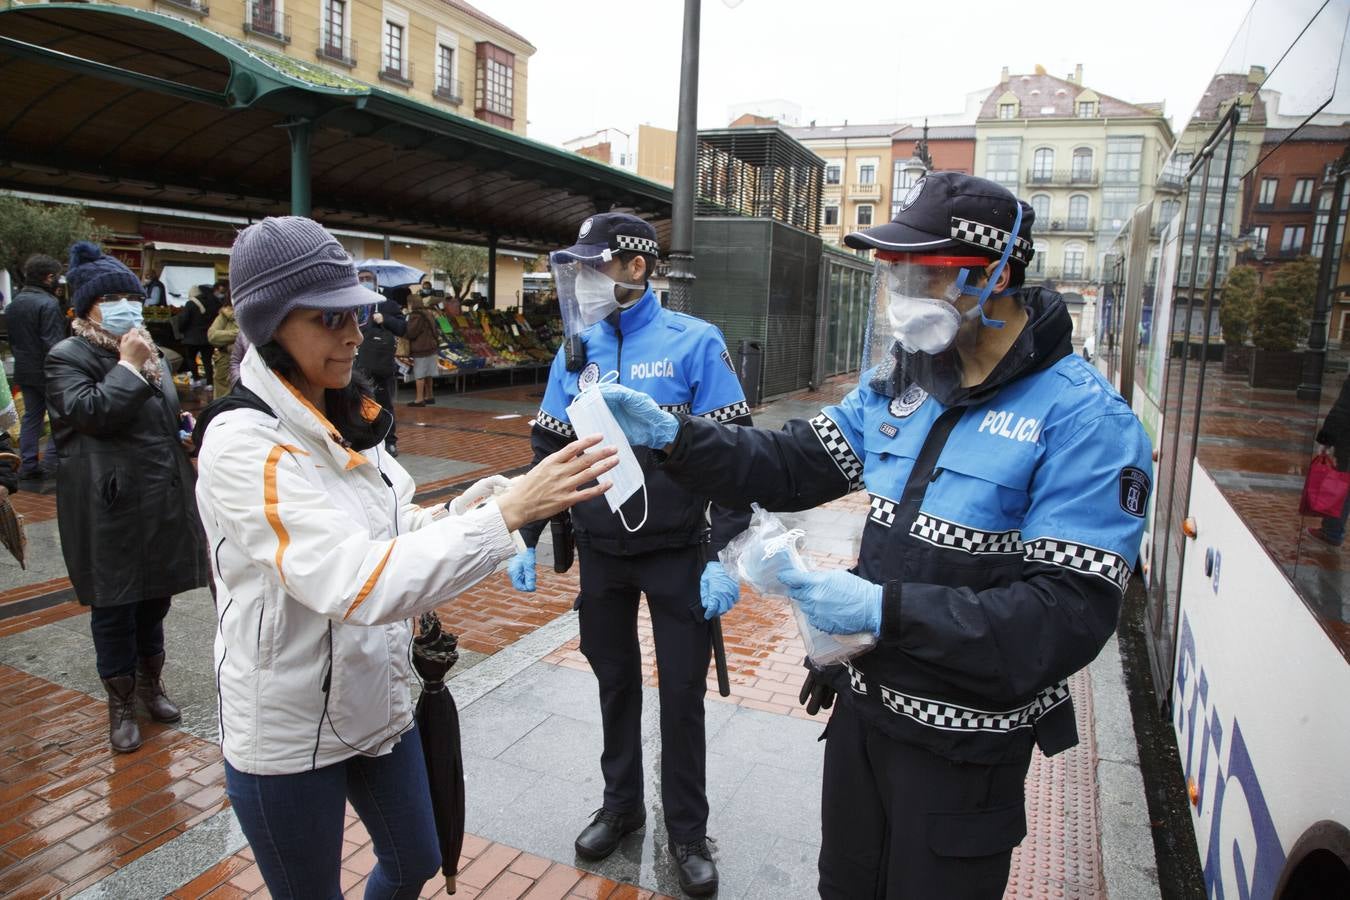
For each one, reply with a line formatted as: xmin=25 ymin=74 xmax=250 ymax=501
xmin=1024 ymin=537 xmax=1131 ymax=592
xmin=699 ymin=400 xmax=750 ymax=423
xmin=810 ymin=413 xmax=863 ymax=490
xmin=659 ymin=402 xmax=692 ymax=415
xmin=344 ymin=541 xmax=395 ymax=621
xmin=844 ymin=661 xmax=1071 ymax=734
xmin=869 ymin=493 xmax=898 ymax=527
xmin=263 ymin=443 xmax=310 ymax=585
xmin=534 ymin=408 xmax=575 ymax=438
xmin=910 ymin=513 xmax=1023 ymax=554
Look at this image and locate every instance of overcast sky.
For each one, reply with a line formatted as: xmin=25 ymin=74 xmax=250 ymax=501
xmin=472 ymin=0 xmax=1255 ymax=150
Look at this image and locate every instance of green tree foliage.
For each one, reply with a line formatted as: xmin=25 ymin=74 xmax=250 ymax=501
xmin=1217 ymin=265 xmax=1260 ymax=347
xmin=424 ymin=243 xmax=488 ymax=302
xmin=0 ymin=194 xmax=108 ymax=286
xmin=1251 ymin=257 xmax=1319 ymax=352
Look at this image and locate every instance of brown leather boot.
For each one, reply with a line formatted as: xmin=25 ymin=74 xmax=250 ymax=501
xmin=101 ymin=675 xmax=142 ymax=753
xmin=135 ymin=652 xmax=181 ymax=724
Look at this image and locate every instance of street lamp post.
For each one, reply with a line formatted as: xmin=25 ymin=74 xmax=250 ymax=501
xmin=666 ymin=0 xmax=701 ymax=314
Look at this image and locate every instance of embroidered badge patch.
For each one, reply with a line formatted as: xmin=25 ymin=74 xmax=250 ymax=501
xmin=578 ymin=362 xmax=601 ymax=390
xmin=889 ymin=384 xmax=928 ymax=418
xmin=721 ymin=349 xmax=736 ymax=374
xmin=1119 ymin=466 xmax=1151 ymax=517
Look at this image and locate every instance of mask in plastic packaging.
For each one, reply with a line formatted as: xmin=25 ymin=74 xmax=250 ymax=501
xmin=719 ymin=505 xmax=875 ymax=667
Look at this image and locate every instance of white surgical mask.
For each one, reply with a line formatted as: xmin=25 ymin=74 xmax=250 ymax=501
xmin=886 ymin=294 xmax=979 ymax=354
xmin=573 ymin=266 xmax=645 ymax=328
xmin=567 ymin=377 xmax=649 ymax=532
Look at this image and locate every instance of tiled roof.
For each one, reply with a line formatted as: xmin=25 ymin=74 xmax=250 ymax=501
xmin=1189 ymin=73 xmax=1266 ymax=124
xmin=978 ymin=72 xmax=1157 ymax=120
xmin=1261 ymin=124 xmax=1350 ymax=142
xmin=785 ymin=122 xmax=900 ymax=141
xmin=437 ymin=0 xmax=534 ymax=51
xmin=891 ymin=124 xmax=975 ymax=141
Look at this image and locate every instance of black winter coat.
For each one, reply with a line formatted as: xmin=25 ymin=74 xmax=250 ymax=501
xmin=177 ymin=295 xmax=219 ymax=346
xmin=45 ymin=335 xmax=208 ymax=607
xmin=355 ymin=298 xmax=408 ymax=378
xmin=7 ymin=286 xmax=68 ymax=387
xmin=1318 ymin=375 xmax=1350 ymax=470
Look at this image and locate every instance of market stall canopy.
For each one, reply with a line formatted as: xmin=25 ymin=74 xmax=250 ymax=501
xmin=0 ymin=4 xmax=672 ymax=253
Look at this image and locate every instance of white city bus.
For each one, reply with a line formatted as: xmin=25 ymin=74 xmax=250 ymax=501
xmin=1091 ymin=2 xmax=1350 ymax=895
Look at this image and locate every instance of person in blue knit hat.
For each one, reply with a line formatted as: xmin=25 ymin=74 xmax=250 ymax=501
xmin=46 ymin=241 xmax=208 ymax=753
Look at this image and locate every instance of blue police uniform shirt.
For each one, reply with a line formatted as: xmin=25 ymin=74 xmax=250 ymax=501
xmin=537 ymin=288 xmax=749 ymax=431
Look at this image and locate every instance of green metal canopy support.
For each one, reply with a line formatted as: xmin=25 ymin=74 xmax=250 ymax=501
xmin=288 ymin=118 xmax=312 ymax=217
xmin=487 ymin=234 xmax=498 ymax=308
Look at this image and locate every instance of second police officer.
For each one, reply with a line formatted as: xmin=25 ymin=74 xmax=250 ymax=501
xmin=507 ymin=213 xmax=751 ymax=897
xmin=595 ymin=174 xmax=1153 ymax=899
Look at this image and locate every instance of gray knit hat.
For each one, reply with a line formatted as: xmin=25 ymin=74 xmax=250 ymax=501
xmin=229 ymin=216 xmax=372 ymax=345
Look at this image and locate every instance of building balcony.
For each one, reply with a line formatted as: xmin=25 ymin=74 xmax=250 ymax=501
xmin=1037 ymin=267 xmax=1093 ymax=283
xmin=158 ymin=0 xmax=209 ymax=16
xmin=1276 ymin=247 xmax=1304 ymax=258
xmin=433 ymin=78 xmax=463 ymax=106
xmin=243 ymin=3 xmax=289 ymax=43
xmin=848 ymin=182 xmax=881 ymax=200
xmin=1157 ymin=171 xmax=1187 ymax=192
xmin=1045 ymin=217 xmax=1095 ymax=234
xmin=379 ymin=59 xmax=414 ymax=88
xmin=316 ymin=33 xmax=357 ymax=68
xmin=1024 ymin=168 xmax=1099 ymax=187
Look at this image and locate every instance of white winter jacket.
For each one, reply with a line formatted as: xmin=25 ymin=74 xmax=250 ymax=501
xmin=196 ymin=348 xmax=518 ymax=774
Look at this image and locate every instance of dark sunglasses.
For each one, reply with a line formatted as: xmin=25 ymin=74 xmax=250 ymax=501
xmin=320 ymin=305 xmax=372 ymax=330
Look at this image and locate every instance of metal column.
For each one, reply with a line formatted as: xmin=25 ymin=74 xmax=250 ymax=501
xmin=287 ymin=118 xmax=312 ymax=217
xmin=666 ymin=0 xmax=700 ymax=314
xmin=487 ymin=235 xmax=498 ymax=309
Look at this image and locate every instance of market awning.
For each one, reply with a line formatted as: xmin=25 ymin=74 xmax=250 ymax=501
xmin=145 ymin=241 xmax=232 ymax=255
xmin=0 ymin=4 xmax=672 ymax=253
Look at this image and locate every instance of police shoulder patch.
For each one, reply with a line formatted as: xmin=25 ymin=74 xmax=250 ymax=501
xmin=578 ymin=362 xmax=601 ymax=390
xmin=720 ymin=349 xmax=736 ymax=374
xmin=888 ymin=384 xmax=928 ymax=418
xmin=1119 ymin=466 xmax=1150 ymax=517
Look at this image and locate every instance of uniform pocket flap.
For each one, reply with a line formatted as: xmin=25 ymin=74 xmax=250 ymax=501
xmin=926 ymin=802 xmax=1027 ymax=858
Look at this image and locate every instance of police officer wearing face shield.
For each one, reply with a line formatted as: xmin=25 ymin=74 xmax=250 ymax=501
xmin=507 ymin=213 xmax=751 ymax=897
xmin=592 ymin=174 xmax=1153 ymax=899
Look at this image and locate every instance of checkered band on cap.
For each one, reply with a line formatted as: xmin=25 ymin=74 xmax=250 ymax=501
xmin=614 ymin=234 xmax=659 ymax=256
xmin=950 ymin=217 xmax=1034 ymax=265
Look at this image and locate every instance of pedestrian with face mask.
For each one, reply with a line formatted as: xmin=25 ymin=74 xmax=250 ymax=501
xmin=506 ymin=213 xmax=751 ymax=897
xmin=594 ymin=173 xmax=1154 ymax=899
xmin=46 ymin=242 xmax=208 ymax=753
xmin=178 ymin=285 xmax=219 ymax=390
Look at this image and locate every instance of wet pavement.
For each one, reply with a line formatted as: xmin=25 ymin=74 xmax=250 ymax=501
xmin=0 ymin=376 xmax=1158 ymax=899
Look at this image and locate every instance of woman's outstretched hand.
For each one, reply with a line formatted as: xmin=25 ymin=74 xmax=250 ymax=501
xmin=496 ymin=435 xmax=618 ymax=532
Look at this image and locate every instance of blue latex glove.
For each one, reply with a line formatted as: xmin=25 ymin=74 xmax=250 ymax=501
xmin=596 ymin=383 xmax=680 ymax=448
xmin=508 ymin=547 xmax=536 ymax=592
xmin=777 ymin=568 xmax=883 ymax=636
xmin=700 ymin=561 xmax=740 ymax=620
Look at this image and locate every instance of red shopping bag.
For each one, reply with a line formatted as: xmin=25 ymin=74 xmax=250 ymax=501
xmin=1300 ymin=453 xmax=1350 ymax=518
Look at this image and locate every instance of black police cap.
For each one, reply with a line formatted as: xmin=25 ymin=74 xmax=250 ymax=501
xmin=554 ymin=212 xmax=660 ymax=262
xmin=844 ymin=172 xmax=1035 ymax=266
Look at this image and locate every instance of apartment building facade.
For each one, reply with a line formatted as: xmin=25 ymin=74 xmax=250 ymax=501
xmin=786 ymin=123 xmax=895 ymax=247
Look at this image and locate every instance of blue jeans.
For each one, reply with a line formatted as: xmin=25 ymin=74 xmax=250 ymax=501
xmin=224 ymin=727 xmax=441 ymax=900
xmin=17 ymin=383 xmax=55 ymax=476
xmin=1322 ymin=491 xmax=1350 ymax=544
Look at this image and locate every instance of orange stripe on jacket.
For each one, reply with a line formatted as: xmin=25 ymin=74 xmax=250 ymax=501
xmin=345 ymin=541 xmax=396 ymax=620
xmin=277 ymin=376 xmax=369 ymax=470
xmin=264 ymin=444 xmax=309 ymax=585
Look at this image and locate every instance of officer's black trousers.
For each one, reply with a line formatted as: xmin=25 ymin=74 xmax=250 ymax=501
xmin=818 ymin=699 xmax=1033 ymax=899
xmin=576 ymin=544 xmax=711 ymax=844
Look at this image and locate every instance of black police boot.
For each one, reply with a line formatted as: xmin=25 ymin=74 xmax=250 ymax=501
xmin=668 ymin=837 xmax=718 ymax=897
xmin=574 ymin=808 xmax=645 ymax=861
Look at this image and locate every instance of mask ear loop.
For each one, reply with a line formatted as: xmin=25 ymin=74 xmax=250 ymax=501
xmin=956 ymin=202 xmax=1024 ymax=329
xmin=617 ymin=483 xmax=649 ymax=533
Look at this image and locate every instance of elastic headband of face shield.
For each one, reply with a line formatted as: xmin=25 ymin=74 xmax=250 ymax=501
xmin=950 ymin=202 xmax=1024 ymax=329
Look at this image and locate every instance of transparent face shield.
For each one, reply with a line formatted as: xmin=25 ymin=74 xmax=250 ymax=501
xmin=859 ymin=255 xmax=995 ymax=372
xmin=549 ymin=250 xmax=645 ymax=341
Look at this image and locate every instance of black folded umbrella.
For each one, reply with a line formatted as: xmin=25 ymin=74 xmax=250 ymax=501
xmin=412 ymin=611 xmax=465 ymax=894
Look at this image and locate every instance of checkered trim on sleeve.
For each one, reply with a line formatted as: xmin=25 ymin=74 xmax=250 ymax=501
xmin=910 ymin=513 xmax=1023 ymax=554
xmin=699 ymin=400 xmax=751 ymax=423
xmin=809 ymin=413 xmax=863 ymax=490
xmin=875 ymin=679 xmax=1072 ymax=734
xmin=844 ymin=660 xmax=867 ymax=696
xmin=614 ymin=234 xmax=659 ymax=255
xmin=869 ymin=494 xmax=898 ymax=528
xmin=1024 ymin=537 xmax=1131 ymax=592
xmin=950 ymin=217 xmax=1034 ymax=265
xmin=534 ymin=408 xmax=575 ymax=438
xmin=659 ymin=402 xmax=692 ymax=415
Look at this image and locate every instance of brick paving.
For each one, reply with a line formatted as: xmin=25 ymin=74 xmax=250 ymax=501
xmin=0 ymin=374 xmax=1117 ymax=898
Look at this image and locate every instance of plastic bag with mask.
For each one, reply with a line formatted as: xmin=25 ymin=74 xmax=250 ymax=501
xmin=719 ymin=505 xmax=876 ymax=666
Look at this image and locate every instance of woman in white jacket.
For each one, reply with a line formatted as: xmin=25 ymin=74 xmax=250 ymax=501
xmin=195 ymin=217 xmax=617 ymax=899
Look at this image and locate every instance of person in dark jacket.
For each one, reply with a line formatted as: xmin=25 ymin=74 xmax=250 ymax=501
xmin=177 ymin=285 xmax=219 ymax=389
xmin=1310 ymin=374 xmax=1350 ymax=546
xmin=7 ymin=254 xmax=68 ymax=481
xmin=142 ymin=267 xmax=167 ymax=307
xmin=404 ymin=294 xmax=441 ymax=407
xmin=47 ymin=242 xmax=208 ymax=753
xmin=353 ymin=269 xmax=407 ymax=456
xmin=594 ymin=174 xmax=1152 ymax=899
